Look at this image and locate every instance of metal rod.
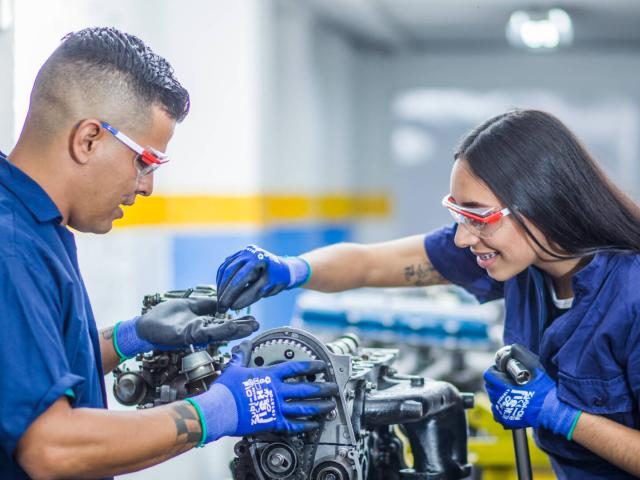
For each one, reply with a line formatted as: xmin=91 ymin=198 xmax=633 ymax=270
xmin=495 ymin=345 xmax=534 ymax=480
xmin=512 ymin=428 xmax=533 ymax=480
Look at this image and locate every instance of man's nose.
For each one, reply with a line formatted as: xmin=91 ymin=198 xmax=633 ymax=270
xmin=453 ymin=223 xmax=480 ymax=248
xmin=136 ymin=171 xmax=154 ymax=197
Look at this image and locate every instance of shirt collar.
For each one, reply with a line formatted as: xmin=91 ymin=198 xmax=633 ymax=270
xmin=0 ymin=153 xmax=63 ymax=224
xmin=570 ymin=253 xmax=611 ymax=296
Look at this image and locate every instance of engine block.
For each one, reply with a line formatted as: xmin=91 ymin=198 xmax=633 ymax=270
xmin=232 ymin=327 xmax=473 ymax=480
xmin=112 ymin=287 xmax=474 ymax=480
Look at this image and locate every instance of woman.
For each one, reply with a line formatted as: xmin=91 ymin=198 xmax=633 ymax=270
xmin=215 ymin=110 xmax=640 ymax=479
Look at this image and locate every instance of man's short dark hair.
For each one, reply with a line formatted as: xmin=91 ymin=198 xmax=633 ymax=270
xmin=58 ymin=27 xmax=190 ymax=122
xmin=25 ymin=26 xmax=189 ymax=143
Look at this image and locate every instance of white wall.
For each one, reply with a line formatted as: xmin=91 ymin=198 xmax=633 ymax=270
xmin=261 ymin=1 xmax=358 ymax=195
xmin=0 ymin=2 xmax=13 ymax=150
xmin=351 ymin=47 xmax=396 ymax=242
xmin=388 ymin=50 xmax=640 ymax=96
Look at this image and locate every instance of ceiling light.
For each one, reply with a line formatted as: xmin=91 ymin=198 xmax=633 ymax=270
xmin=506 ymin=8 xmax=573 ymax=50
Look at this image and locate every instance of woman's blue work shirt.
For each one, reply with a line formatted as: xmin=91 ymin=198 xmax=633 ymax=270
xmin=425 ymin=225 xmax=640 ymax=480
xmin=0 ymin=155 xmax=107 ymax=479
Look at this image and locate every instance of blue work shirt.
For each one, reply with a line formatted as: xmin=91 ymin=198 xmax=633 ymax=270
xmin=425 ymin=225 xmax=640 ymax=480
xmin=0 ymin=153 xmax=107 ymax=478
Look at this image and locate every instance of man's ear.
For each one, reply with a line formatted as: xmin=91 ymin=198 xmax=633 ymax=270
xmin=69 ymin=119 xmax=104 ymax=165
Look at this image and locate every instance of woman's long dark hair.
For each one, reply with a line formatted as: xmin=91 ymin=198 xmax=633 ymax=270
xmin=455 ymin=109 xmax=640 ymax=258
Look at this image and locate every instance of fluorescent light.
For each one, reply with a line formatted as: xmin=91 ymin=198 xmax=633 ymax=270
xmin=506 ymin=8 xmax=573 ymax=50
xmin=0 ymin=0 xmax=13 ymax=31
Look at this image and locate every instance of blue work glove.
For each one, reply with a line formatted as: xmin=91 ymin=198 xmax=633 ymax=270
xmin=114 ymin=297 xmax=259 ymax=359
xmin=216 ymin=245 xmax=311 ymax=312
xmin=483 ymin=344 xmax=582 ymax=440
xmin=185 ymin=340 xmax=338 ymax=445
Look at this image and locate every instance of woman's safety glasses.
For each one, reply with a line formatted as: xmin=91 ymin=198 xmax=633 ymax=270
xmin=101 ymin=121 xmax=169 ymax=178
xmin=441 ymin=194 xmax=511 ymax=238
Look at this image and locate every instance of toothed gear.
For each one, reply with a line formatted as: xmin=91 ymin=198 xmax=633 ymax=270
xmin=251 ymin=338 xmax=318 ymax=363
xmin=250 ymin=338 xmax=324 ymax=382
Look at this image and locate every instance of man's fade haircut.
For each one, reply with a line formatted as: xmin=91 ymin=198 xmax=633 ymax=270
xmin=28 ymin=26 xmax=189 ymax=140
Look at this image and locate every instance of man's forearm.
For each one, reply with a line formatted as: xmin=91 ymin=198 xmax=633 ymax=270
xmin=301 ymin=235 xmax=448 ymax=292
xmin=16 ymin=397 xmax=202 ymax=479
xmin=99 ymin=325 xmax=121 ymax=374
xmin=91 ymin=402 xmax=201 ymax=477
xmin=572 ymin=412 xmax=640 ymax=476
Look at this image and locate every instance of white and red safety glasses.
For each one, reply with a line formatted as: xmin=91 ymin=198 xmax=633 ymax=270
xmin=442 ymin=194 xmax=511 ymax=238
xmin=101 ymin=121 xmax=169 ymax=177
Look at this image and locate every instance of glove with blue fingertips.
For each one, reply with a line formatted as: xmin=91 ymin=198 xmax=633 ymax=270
xmin=114 ymin=297 xmax=259 ymax=360
xmin=185 ymin=340 xmax=338 ymax=445
xmin=216 ymin=245 xmax=311 ymax=312
xmin=483 ymin=344 xmax=582 ymax=440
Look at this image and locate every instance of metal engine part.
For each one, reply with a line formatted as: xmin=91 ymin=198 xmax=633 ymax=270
xmin=112 ymin=285 xmax=231 ymax=408
xmin=232 ymin=327 xmax=474 ymax=480
xmin=113 ymin=287 xmax=474 ymax=479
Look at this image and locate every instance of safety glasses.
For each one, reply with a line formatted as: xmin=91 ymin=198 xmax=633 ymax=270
xmin=442 ymin=194 xmax=511 ymax=238
xmin=101 ymin=121 xmax=169 ymax=178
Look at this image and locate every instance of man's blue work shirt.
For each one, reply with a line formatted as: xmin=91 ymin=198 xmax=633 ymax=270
xmin=425 ymin=225 xmax=640 ymax=480
xmin=0 ymin=154 xmax=107 ymax=478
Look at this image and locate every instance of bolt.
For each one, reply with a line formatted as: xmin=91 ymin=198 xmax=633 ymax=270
xmin=326 ymin=409 xmax=337 ymax=421
xmin=462 ymin=392 xmax=475 ymax=409
xmin=284 ymin=349 xmax=295 ymax=359
xmin=410 ymin=377 xmax=425 ymax=387
xmin=270 ymin=453 xmax=286 ymax=467
xmin=325 ymin=474 xmax=337 ymax=480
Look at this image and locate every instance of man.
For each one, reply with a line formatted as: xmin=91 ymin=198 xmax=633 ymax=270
xmin=1 ymin=27 xmax=336 ymax=479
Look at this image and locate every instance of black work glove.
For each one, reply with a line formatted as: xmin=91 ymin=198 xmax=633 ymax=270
xmin=114 ymin=297 xmax=259 ymax=358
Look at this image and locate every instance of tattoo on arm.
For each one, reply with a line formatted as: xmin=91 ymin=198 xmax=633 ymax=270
xmin=403 ymin=263 xmax=448 ymax=286
xmin=100 ymin=327 xmax=114 ymax=341
xmin=169 ymin=403 xmax=202 ymax=446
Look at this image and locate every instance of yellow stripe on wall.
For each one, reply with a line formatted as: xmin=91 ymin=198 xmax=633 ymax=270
xmin=114 ymin=194 xmax=390 ymax=227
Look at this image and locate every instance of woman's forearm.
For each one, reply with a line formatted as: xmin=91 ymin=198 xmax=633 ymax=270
xmin=572 ymin=412 xmax=640 ymax=477
xmin=302 ymin=235 xmax=448 ymax=292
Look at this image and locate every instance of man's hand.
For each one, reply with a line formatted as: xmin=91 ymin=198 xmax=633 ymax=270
xmin=484 ymin=344 xmax=581 ymax=439
xmin=114 ymin=297 xmax=259 ymax=359
xmin=186 ymin=340 xmax=337 ymax=444
xmin=216 ymin=245 xmax=311 ymax=312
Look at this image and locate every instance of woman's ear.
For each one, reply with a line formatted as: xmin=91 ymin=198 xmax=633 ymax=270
xmin=69 ymin=119 xmax=104 ymax=165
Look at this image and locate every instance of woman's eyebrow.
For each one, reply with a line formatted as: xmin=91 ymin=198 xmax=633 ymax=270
xmin=452 ymin=197 xmax=492 ymax=208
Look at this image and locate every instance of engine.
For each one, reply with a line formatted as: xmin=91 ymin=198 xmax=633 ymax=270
xmin=112 ymin=286 xmax=230 ymax=407
xmin=113 ymin=287 xmax=475 ymax=480
xmin=233 ymin=327 xmax=474 ymax=480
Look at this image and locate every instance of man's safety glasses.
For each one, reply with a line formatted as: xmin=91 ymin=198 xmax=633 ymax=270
xmin=101 ymin=121 xmax=169 ymax=178
xmin=441 ymin=194 xmax=511 ymax=239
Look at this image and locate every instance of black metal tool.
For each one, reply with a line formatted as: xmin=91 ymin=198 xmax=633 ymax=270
xmin=495 ymin=345 xmax=533 ymax=480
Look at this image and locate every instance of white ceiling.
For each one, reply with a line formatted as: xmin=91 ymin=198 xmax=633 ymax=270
xmin=304 ymin=0 xmax=640 ymax=49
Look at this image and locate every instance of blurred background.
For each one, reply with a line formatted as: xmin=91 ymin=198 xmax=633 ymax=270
xmin=1 ymin=0 xmax=640 ymax=478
